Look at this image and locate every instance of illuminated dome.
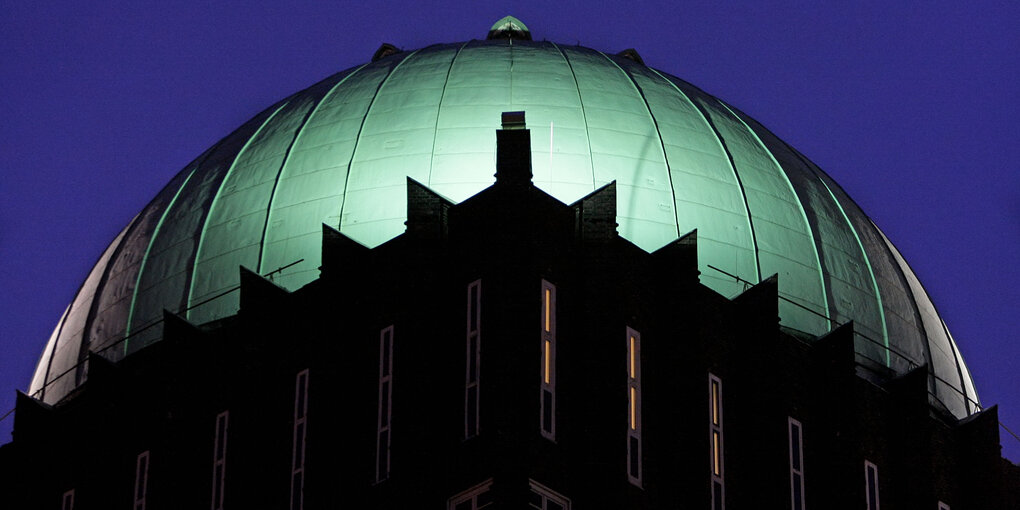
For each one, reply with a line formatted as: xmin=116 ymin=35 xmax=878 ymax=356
xmin=30 ymin=18 xmax=978 ymax=417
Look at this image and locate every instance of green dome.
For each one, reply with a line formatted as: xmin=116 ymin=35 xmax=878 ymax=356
xmin=30 ymin=33 xmax=978 ymax=417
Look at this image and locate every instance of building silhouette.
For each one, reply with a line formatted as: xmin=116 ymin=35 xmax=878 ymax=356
xmin=2 ymin=17 xmax=1017 ymax=509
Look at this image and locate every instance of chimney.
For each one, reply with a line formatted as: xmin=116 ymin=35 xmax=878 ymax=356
xmin=495 ymin=111 xmax=532 ymax=187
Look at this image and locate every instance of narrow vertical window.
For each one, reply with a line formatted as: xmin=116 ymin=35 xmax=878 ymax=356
xmin=864 ymin=460 xmax=879 ymax=510
xmin=211 ymin=410 xmax=229 ymax=510
xmin=709 ymin=374 xmax=724 ymax=510
xmin=540 ymin=280 xmax=556 ymax=440
xmin=291 ymin=369 xmax=309 ymax=510
xmin=62 ymin=489 xmax=75 ymax=510
xmin=376 ymin=325 xmax=394 ymax=482
xmin=529 ymin=479 xmax=571 ymax=509
xmin=788 ymin=417 xmax=804 ymax=510
xmin=447 ymin=478 xmax=493 ymax=510
xmin=134 ymin=450 xmax=150 ymax=510
xmin=465 ymin=279 xmax=482 ymax=438
xmin=626 ymin=327 xmax=642 ymax=486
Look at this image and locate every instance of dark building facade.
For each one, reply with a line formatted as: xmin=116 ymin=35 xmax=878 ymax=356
xmin=2 ymin=116 xmax=1018 ymax=509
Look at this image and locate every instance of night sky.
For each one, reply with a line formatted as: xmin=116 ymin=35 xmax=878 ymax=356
xmin=1 ymin=2 xmax=1017 ymax=462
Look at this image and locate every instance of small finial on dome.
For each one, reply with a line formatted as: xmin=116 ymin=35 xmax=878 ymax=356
xmin=487 ymin=16 xmax=532 ymax=41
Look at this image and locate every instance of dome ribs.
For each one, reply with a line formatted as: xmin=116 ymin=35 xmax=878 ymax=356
xmin=648 ymin=68 xmax=762 ymax=296
xmin=555 ymin=44 xmax=675 ymax=252
xmin=548 ymin=42 xmax=597 ymax=192
xmin=123 ymin=164 xmax=202 ymax=353
xmin=711 ymin=98 xmax=831 ymax=334
xmin=254 ymin=91 xmax=327 ymax=276
xmin=253 ymin=63 xmax=371 ymax=293
xmin=425 ymin=42 xmax=469 ymax=190
xmin=185 ymin=102 xmax=290 ymax=325
xmin=336 ymin=48 xmax=421 ymax=246
xmin=42 ymin=218 xmax=136 ymax=403
xmin=598 ymin=51 xmax=681 ymax=240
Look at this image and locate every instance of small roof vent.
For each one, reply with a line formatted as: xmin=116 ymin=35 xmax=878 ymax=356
xmin=487 ymin=16 xmax=532 ymax=41
xmin=617 ymin=48 xmax=645 ymax=65
xmin=372 ymin=43 xmax=400 ymax=62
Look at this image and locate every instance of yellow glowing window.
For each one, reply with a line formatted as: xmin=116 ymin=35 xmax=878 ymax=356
xmin=713 ymin=431 xmax=721 ymax=475
xmin=544 ymin=288 xmax=551 ymax=332
xmin=629 ymin=336 xmax=636 ymax=380
xmin=544 ymin=340 xmax=551 ymax=384
xmin=711 ymin=380 xmax=720 ymax=426
xmin=630 ymin=387 xmax=637 ymax=430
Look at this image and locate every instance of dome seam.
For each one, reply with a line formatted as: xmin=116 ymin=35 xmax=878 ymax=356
xmin=426 ymin=42 xmax=469 ymax=189
xmin=594 ymin=51 xmax=680 ymax=239
xmin=185 ymin=102 xmax=291 ymax=319
xmin=337 ymin=49 xmax=420 ymax=232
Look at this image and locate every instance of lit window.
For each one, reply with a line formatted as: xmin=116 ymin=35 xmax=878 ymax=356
xmin=291 ymin=369 xmax=309 ymax=510
xmin=865 ymin=460 xmax=880 ymax=510
xmin=212 ymin=411 xmax=229 ymax=510
xmin=377 ymin=325 xmax=394 ymax=482
xmin=540 ymin=280 xmax=556 ymax=440
xmin=709 ymin=374 xmax=724 ymax=510
xmin=134 ymin=450 xmax=150 ymax=510
xmin=465 ymin=280 xmax=482 ymax=438
xmin=62 ymin=489 xmax=74 ymax=510
xmin=528 ymin=479 xmax=571 ymax=509
xmin=448 ymin=478 xmax=493 ymax=510
xmin=626 ymin=327 xmax=642 ymax=486
xmin=788 ymin=417 xmax=804 ymax=510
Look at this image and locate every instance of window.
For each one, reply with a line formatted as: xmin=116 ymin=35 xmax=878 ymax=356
xmin=540 ymin=280 xmax=556 ymax=440
xmin=709 ymin=374 xmax=724 ymax=510
xmin=448 ymin=478 xmax=493 ymax=510
xmin=211 ymin=411 xmax=229 ymax=510
xmin=529 ymin=479 xmax=571 ymax=510
xmin=864 ymin=460 xmax=879 ymax=510
xmin=788 ymin=417 xmax=804 ymax=510
xmin=291 ymin=369 xmax=309 ymax=510
xmin=62 ymin=489 xmax=74 ymax=510
xmin=376 ymin=325 xmax=394 ymax=482
xmin=938 ymin=502 xmax=950 ymax=510
xmin=626 ymin=327 xmax=642 ymax=486
xmin=134 ymin=450 xmax=150 ymax=510
xmin=465 ymin=279 xmax=482 ymax=438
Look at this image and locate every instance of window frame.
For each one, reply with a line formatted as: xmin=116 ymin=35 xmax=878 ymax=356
xmin=864 ymin=460 xmax=880 ymax=510
xmin=211 ymin=410 xmax=229 ymax=510
xmin=626 ymin=327 xmax=642 ymax=487
xmin=540 ymin=280 xmax=556 ymax=441
xmin=788 ymin=417 xmax=804 ymax=510
xmin=528 ymin=478 xmax=571 ymax=509
xmin=709 ymin=373 xmax=724 ymax=510
xmin=465 ymin=279 xmax=482 ymax=439
xmin=376 ymin=325 xmax=394 ymax=482
xmin=290 ymin=369 xmax=310 ymax=510
xmin=447 ymin=478 xmax=494 ymax=510
xmin=134 ymin=450 xmax=150 ymax=510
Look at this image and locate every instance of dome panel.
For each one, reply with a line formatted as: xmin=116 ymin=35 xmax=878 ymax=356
xmin=689 ymin=92 xmax=828 ymax=334
xmin=42 ymin=217 xmax=134 ymax=401
xmin=28 ymin=305 xmax=67 ymax=399
xmin=734 ymin=106 xmax=887 ymax=345
xmin=128 ymin=99 xmax=287 ymax=352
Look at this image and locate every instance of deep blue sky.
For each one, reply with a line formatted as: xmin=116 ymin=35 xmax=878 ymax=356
xmin=1 ymin=2 xmax=1017 ymax=461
